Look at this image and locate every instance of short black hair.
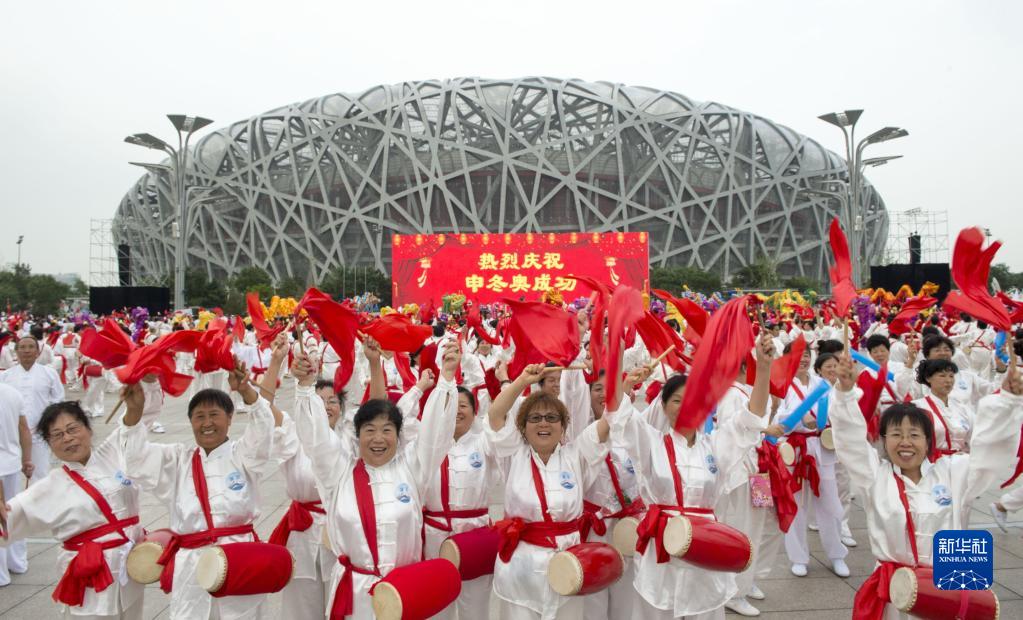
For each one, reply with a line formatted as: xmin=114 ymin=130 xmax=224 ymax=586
xmin=922 ymin=335 xmax=955 ymax=358
xmin=917 ymin=358 xmax=958 ymax=385
xmin=353 ymin=399 xmax=403 ymax=436
xmin=879 ymin=403 xmax=935 ymax=458
xmin=38 ymin=401 xmax=91 ymax=442
xmin=865 ymin=334 xmax=890 ymax=352
xmin=432 ymin=322 xmax=446 ymax=338
xmin=920 ymin=325 xmax=939 ymax=339
xmin=187 ymin=389 xmax=235 ymax=419
xmin=814 ymin=352 xmax=839 ymax=374
xmin=456 ymin=385 xmax=477 ymax=412
xmin=660 ymin=373 xmax=688 ymax=405
xmin=817 ymin=340 xmax=844 ymax=355
xmin=30 ymin=326 xmax=43 ymax=340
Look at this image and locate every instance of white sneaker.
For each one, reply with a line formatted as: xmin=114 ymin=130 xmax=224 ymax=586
xmin=991 ymin=502 xmax=1009 ymax=533
xmin=841 ymin=535 xmax=858 ymax=547
xmin=724 ymin=597 xmax=761 ymax=617
xmin=832 ymin=559 xmax=851 ymax=578
xmin=791 ymin=563 xmax=808 ymax=577
xmin=150 ymin=422 xmax=166 ymax=434
xmin=748 ymin=584 xmax=766 ymax=600
xmin=808 ymin=522 xmax=819 ymax=531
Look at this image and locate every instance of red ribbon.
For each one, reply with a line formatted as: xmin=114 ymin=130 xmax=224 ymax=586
xmin=852 ymin=561 xmax=903 ymax=620
xmin=785 ymin=433 xmax=821 ymax=497
xmin=579 ymin=501 xmax=608 ymax=541
xmin=492 ymin=517 xmax=581 ymax=563
xmin=268 ymin=500 xmax=325 ymax=547
xmin=756 ymin=442 xmax=798 ymax=533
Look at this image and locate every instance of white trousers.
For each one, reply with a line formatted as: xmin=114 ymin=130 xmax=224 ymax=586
xmin=636 ymin=597 xmax=725 ymax=620
xmin=836 ymin=460 xmax=853 ymax=536
xmin=29 ymin=441 xmax=51 ymax=484
xmin=498 ymin=596 xmax=583 ymax=620
xmin=0 ymin=472 xmax=28 ymax=586
xmin=784 ymin=480 xmax=848 ymax=565
xmin=582 ymin=559 xmax=636 ymax=620
xmin=755 ymin=503 xmax=784 ymax=584
xmin=716 ymin=481 xmax=770 ymax=599
xmin=281 ymin=576 xmax=326 ymax=620
xmin=80 ymin=375 xmax=108 ymax=417
xmin=1000 ymin=484 xmax=1023 ymax=512
xmin=434 ymin=575 xmax=492 ymax=620
xmin=58 ymin=595 xmax=143 ymax=620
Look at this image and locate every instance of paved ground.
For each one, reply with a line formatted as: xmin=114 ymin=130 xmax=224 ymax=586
xmin=3 ymin=380 xmax=1023 ymax=619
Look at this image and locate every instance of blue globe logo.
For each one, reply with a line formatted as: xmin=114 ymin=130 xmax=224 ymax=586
xmin=936 ymin=569 xmax=990 ymax=590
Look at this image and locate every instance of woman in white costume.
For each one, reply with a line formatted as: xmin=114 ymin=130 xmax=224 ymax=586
xmin=911 ymin=358 xmax=975 ymax=459
xmin=288 ymin=342 xmax=458 ymax=619
xmin=121 ymin=360 xmax=281 ymax=620
xmin=829 ymin=353 xmax=1023 ymax=619
xmin=0 ymin=400 xmax=143 ymax=619
xmin=485 ymin=360 xmax=612 ymax=620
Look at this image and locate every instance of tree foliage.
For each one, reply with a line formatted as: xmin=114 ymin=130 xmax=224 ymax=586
xmin=0 ymin=265 xmax=72 ymax=315
xmin=730 ymin=256 xmax=781 ymax=290
xmin=783 ymin=276 xmax=820 ymax=294
xmin=990 ymin=263 xmax=1023 ymax=291
xmin=320 ymin=266 xmax=391 ymax=305
xmin=649 ymin=265 xmax=722 ymax=295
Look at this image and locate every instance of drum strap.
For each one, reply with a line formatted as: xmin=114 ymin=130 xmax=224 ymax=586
xmin=422 ymin=454 xmax=488 ymax=532
xmin=329 ymin=459 xmax=384 ymax=620
xmin=53 ymin=467 xmax=140 ymax=607
xmin=923 ymin=396 xmax=955 ymax=462
xmin=602 ymin=454 xmax=645 ymax=520
xmin=662 ymin=435 xmax=685 ymax=506
xmin=530 ymin=456 xmax=554 ymax=523
xmin=791 ymin=380 xmax=806 ymax=401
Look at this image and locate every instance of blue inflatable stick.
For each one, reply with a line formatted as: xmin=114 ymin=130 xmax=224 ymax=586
xmin=766 ymin=380 xmax=831 ymax=444
xmin=995 ymin=331 xmax=1010 ymax=364
xmin=851 ymin=349 xmax=895 ymax=381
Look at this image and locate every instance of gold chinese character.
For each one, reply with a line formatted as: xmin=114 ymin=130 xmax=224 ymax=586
xmin=509 ymin=274 xmax=531 ymax=292
xmin=522 ymin=252 xmax=542 ymax=270
xmin=543 ymin=252 xmax=564 ymax=269
xmin=533 ymin=273 xmax=551 ymax=291
xmin=554 ymin=276 xmax=577 ymax=292
xmin=465 ymin=274 xmax=484 ymax=293
xmin=486 ymin=274 xmax=508 ymax=292
xmin=499 ymin=252 xmax=520 ymax=270
xmin=478 ymin=253 xmax=498 ymax=270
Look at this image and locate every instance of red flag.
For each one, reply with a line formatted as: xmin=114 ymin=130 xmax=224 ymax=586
xmin=769 ymin=334 xmax=806 ymax=399
xmin=297 ymin=288 xmax=360 ymax=389
xmin=232 ymin=317 xmax=246 ymax=343
xmin=653 ymin=289 xmax=709 ymax=336
xmin=675 ymin=296 xmax=755 ymax=431
xmin=856 ymin=364 xmax=889 ymax=441
xmin=115 ymin=330 xmax=200 ymax=396
xmin=194 ymin=319 xmax=234 ymax=374
xmin=79 ymin=318 xmax=137 ymax=369
xmin=503 ymin=299 xmax=581 ymax=380
xmin=246 ymin=293 xmax=285 ymax=348
xmin=570 ymin=275 xmax=612 ymax=378
xmin=466 ymin=302 xmax=501 ymax=346
xmin=635 ymin=311 xmax=688 ymax=372
xmin=942 ymin=228 xmax=1012 ymax=332
xmin=888 ymin=296 xmax=938 ymax=337
xmin=362 ymin=313 xmax=432 ymax=353
xmin=419 ymin=299 xmax=437 ymax=324
xmin=828 ymin=219 xmax=857 ymax=318
xmin=996 ymin=291 xmax=1023 ymax=324
xmin=605 ymin=287 xmax=645 ymax=411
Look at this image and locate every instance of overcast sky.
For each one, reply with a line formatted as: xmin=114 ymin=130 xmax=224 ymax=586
xmin=2 ymin=0 xmax=1020 ymax=280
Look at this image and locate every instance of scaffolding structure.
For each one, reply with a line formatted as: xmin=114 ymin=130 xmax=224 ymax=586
xmin=89 ymin=219 xmax=119 ymax=287
xmin=882 ymin=208 xmax=949 ymax=265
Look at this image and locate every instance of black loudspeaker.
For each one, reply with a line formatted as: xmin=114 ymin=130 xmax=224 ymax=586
xmin=869 ymin=263 xmax=951 ymax=302
xmin=116 ymin=244 xmax=131 ymax=286
xmin=89 ymin=287 xmax=170 ymax=315
xmin=908 ymin=235 xmax=922 ymax=265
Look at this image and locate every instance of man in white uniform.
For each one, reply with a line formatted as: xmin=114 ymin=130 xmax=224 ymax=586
xmin=0 ymin=336 xmax=65 ymax=483
xmin=0 ymin=382 xmax=32 ymax=586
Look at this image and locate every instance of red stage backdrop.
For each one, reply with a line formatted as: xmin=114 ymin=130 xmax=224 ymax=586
xmin=391 ymin=232 xmax=649 ymax=306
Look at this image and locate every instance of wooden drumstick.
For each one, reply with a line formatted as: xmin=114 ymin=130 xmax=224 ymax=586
xmin=542 ymin=363 xmax=588 ymax=373
xmin=104 ymin=397 xmax=125 ymax=424
xmin=645 ymin=345 xmax=676 ymax=371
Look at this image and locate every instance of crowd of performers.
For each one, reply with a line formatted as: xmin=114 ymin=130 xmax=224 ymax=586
xmin=0 ymin=229 xmax=1022 ymax=620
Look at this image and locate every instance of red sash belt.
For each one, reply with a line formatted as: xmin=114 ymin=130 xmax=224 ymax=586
xmin=756 ymin=441 xmax=798 ymax=532
xmin=635 ymin=504 xmax=714 ymax=563
xmin=579 ymin=500 xmax=608 ymax=541
xmin=852 ymin=561 xmax=908 ymax=620
xmin=332 ymin=554 xmax=381 ymax=619
xmin=53 ymin=516 xmax=140 ymax=607
xmin=269 ymin=500 xmax=325 ymax=547
xmin=605 ymin=498 xmax=646 ymax=521
xmin=786 ymin=432 xmax=821 ymax=497
xmin=422 ymin=507 xmax=489 ymax=533
xmin=493 ymin=516 xmax=582 ymax=562
xmin=156 ymin=524 xmax=256 ymax=593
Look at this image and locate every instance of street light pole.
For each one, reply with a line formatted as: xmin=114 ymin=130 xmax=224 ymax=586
xmin=16 ymin=235 xmax=23 ymax=267
xmin=126 ymin=115 xmax=213 ymax=310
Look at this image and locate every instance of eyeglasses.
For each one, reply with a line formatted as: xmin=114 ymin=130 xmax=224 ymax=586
xmin=526 ymin=414 xmax=562 ymax=425
xmin=49 ymin=424 xmax=84 ymax=443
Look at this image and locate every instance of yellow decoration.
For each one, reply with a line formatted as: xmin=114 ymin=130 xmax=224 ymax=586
xmin=380 ymin=306 xmax=395 ymax=316
xmin=196 ymin=311 xmax=216 ymax=330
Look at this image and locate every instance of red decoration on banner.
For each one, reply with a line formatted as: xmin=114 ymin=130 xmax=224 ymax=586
xmin=391 ymin=232 xmax=648 ymax=306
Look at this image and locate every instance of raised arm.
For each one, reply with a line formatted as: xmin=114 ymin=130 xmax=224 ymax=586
xmin=829 ymin=354 xmax=882 ymax=498
xmin=410 ymin=342 xmax=459 ymax=489
xmin=119 ymin=382 xmax=185 ymax=502
xmin=364 ymin=336 xmax=387 ymax=401
xmin=290 ymin=351 xmax=350 ymax=495
xmin=487 ymin=362 xmax=544 ymax=431
xmin=964 ymin=367 xmax=1023 ymax=499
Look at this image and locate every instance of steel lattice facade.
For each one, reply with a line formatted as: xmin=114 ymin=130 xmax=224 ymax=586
xmin=113 ymin=77 xmax=887 ymax=286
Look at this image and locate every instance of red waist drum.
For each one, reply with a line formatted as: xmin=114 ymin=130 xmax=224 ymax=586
xmin=663 ymin=515 xmax=753 ymax=573
xmin=126 ymin=528 xmax=175 ymax=584
xmin=547 ymin=542 xmax=624 ymax=596
xmin=196 ymin=542 xmax=294 ymax=597
xmin=439 ymin=526 xmax=501 ymax=581
xmin=889 ymin=566 xmax=998 ymax=620
xmin=372 ymin=558 xmax=462 ymax=620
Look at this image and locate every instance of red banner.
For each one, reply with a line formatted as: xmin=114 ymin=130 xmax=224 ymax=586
xmin=391 ymin=232 xmax=649 ymax=306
